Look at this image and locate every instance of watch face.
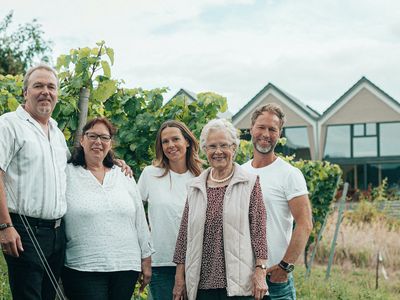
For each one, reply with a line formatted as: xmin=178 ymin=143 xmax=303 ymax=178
xmin=279 ymin=260 xmax=294 ymax=273
xmin=256 ymin=264 xmax=267 ymax=270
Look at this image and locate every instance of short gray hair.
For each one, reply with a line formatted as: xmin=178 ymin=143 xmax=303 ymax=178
xmin=23 ymin=63 xmax=58 ymax=92
xmin=200 ymin=119 xmax=240 ymax=152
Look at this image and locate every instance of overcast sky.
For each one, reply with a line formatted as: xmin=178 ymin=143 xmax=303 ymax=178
xmin=2 ymin=0 xmax=400 ymax=114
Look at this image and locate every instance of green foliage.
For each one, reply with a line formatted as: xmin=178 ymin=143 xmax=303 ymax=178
xmin=345 ymin=179 xmax=400 ymax=230
xmin=0 ymin=11 xmax=52 ymax=75
xmin=112 ymin=90 xmax=226 ymax=176
xmin=372 ymin=178 xmax=388 ymax=202
xmin=55 ymin=41 xmax=117 ymax=144
xmin=345 ymin=201 xmax=384 ymax=224
xmin=291 ymin=159 xmax=342 ymax=262
xmin=0 ymin=74 xmax=23 ymax=115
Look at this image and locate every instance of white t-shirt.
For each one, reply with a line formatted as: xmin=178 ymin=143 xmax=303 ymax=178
xmin=64 ymin=164 xmax=153 ymax=272
xmin=242 ymin=157 xmax=308 ymax=267
xmin=0 ymin=106 xmax=68 ymax=219
xmin=138 ymin=165 xmax=194 ymax=267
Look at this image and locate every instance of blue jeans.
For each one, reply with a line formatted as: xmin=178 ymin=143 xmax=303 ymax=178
xmin=264 ymin=274 xmax=296 ymax=300
xmin=149 ymin=266 xmax=176 ymax=300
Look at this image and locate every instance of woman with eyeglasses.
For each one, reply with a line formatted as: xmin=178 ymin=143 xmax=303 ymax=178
xmin=173 ymin=119 xmax=268 ymax=300
xmin=61 ymin=117 xmax=153 ymax=300
xmin=138 ymin=120 xmax=202 ymax=300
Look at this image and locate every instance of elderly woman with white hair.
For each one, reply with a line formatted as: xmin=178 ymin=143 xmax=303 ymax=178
xmin=172 ymin=119 xmax=268 ymax=300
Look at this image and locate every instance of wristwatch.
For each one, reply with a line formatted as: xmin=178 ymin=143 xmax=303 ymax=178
xmin=278 ymin=260 xmax=295 ymax=273
xmin=0 ymin=223 xmax=14 ymax=231
xmin=255 ymin=264 xmax=267 ymax=270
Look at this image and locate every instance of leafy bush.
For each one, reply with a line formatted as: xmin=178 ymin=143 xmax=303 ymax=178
xmin=345 ymin=178 xmax=400 ymax=230
xmin=0 ymin=74 xmax=23 ymax=115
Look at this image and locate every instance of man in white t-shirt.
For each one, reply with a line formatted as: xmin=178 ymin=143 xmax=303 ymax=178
xmin=241 ymin=103 xmax=313 ymax=300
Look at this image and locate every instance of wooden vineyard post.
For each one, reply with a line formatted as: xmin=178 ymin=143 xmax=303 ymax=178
xmin=326 ymin=182 xmax=349 ymax=280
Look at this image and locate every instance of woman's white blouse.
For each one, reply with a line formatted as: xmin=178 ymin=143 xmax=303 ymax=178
xmin=138 ymin=165 xmax=194 ymax=267
xmin=64 ymin=164 xmax=153 ymax=272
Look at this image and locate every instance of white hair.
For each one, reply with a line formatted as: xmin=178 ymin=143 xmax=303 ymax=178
xmin=200 ymin=119 xmax=240 ymax=153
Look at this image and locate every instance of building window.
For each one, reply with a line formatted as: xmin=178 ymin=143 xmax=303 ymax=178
xmin=353 ymin=136 xmax=377 ymax=157
xmin=324 ymin=122 xmax=400 ymax=159
xmin=275 ymin=126 xmax=311 ymax=160
xmin=352 ymin=123 xmax=377 ymax=158
xmin=324 ymin=125 xmax=351 ymax=158
xmin=380 ymin=122 xmax=400 ymax=156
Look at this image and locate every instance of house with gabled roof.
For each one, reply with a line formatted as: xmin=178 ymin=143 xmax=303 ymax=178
xmin=319 ymin=77 xmax=400 ymax=191
xmin=232 ymin=83 xmax=320 ymax=160
xmin=167 ymin=88 xmax=233 ymax=119
xmin=233 ymin=77 xmax=400 ymax=191
xmin=169 ymin=88 xmax=198 ymax=103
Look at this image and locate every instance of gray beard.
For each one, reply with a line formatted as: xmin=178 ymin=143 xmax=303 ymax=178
xmin=252 ymin=137 xmax=276 ymax=154
xmin=254 ymin=143 xmax=273 ymax=154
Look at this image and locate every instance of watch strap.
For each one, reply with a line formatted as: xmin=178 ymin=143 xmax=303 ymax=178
xmin=0 ymin=223 xmax=14 ymax=231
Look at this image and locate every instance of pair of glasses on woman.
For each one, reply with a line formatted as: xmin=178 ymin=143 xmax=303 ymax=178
xmin=205 ymin=143 xmax=233 ymax=151
xmin=85 ymin=132 xmax=112 ymax=142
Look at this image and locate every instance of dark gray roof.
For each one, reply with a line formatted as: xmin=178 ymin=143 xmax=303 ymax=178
xmin=233 ymin=83 xmax=320 ymax=123
xmin=167 ymin=88 xmax=197 ymax=105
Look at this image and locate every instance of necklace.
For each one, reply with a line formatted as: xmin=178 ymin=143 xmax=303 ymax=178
xmin=210 ymin=167 xmax=234 ymax=183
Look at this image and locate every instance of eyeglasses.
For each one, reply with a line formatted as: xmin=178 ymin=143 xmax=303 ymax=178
xmin=85 ymin=132 xmax=112 ymax=142
xmin=205 ymin=143 xmax=233 ymax=152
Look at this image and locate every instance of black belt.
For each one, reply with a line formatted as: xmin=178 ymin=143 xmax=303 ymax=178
xmin=10 ymin=213 xmax=62 ymax=229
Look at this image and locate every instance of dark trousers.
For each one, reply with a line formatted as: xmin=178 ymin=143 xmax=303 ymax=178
xmin=4 ymin=214 xmax=66 ymax=300
xmin=62 ymin=267 xmax=139 ymax=300
xmin=196 ymin=289 xmax=254 ymax=300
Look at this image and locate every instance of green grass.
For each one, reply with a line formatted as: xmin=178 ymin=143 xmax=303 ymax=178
xmin=1 ymin=255 xmax=399 ymax=300
xmin=295 ymin=264 xmax=400 ymax=300
xmin=0 ymin=254 xmax=11 ymax=300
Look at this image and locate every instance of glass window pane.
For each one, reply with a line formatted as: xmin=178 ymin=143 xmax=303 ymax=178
xmin=354 ymin=124 xmax=364 ymax=136
xmin=284 ymin=127 xmax=311 ymax=160
xmin=356 ymin=164 xmax=366 ymax=190
xmin=353 ymin=137 xmax=377 ymax=157
xmin=366 ymin=123 xmax=376 ymax=135
xmin=381 ymin=163 xmax=400 ymax=191
xmin=380 ymin=122 xmax=400 ymax=156
xmin=324 ymin=125 xmax=351 ymax=158
xmin=367 ymin=164 xmax=379 ymax=187
xmin=341 ymin=164 xmax=355 ymax=189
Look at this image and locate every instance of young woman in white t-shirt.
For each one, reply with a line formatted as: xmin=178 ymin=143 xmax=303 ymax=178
xmin=138 ymin=120 xmax=202 ymax=300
